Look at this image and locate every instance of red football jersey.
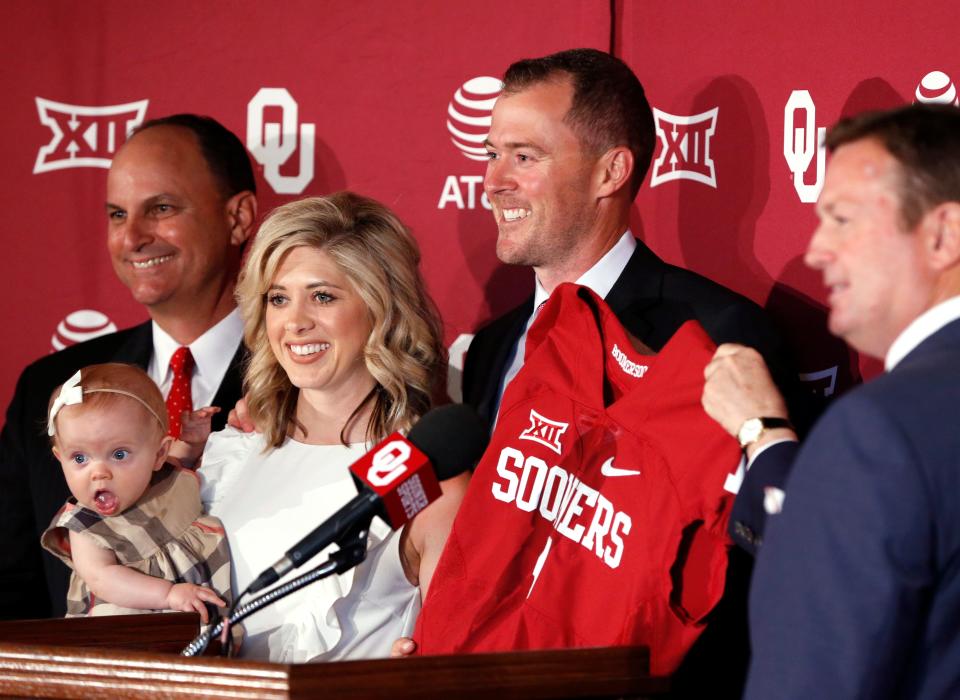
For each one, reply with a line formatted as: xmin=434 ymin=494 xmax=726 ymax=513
xmin=416 ymin=284 xmax=740 ymax=675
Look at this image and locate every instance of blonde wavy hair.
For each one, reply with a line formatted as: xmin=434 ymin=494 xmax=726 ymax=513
xmin=236 ymin=192 xmax=445 ymax=448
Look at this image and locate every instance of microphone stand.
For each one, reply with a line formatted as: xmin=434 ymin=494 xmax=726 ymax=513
xmin=181 ymin=519 xmax=372 ymax=657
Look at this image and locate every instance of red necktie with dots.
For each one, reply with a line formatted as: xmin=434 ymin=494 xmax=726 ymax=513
xmin=166 ymin=346 xmax=194 ymax=439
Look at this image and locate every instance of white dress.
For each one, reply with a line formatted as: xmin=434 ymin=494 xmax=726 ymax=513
xmin=200 ymin=427 xmax=420 ymax=663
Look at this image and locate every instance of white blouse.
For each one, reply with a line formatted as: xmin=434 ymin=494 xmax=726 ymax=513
xmin=200 ymin=427 xmax=420 ymax=663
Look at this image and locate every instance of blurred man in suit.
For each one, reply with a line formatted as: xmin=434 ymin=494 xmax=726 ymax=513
xmin=0 ymin=114 xmax=257 ymax=618
xmin=703 ymin=103 xmax=960 ymax=698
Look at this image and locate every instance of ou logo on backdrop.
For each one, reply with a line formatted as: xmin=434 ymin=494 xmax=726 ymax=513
xmin=783 ymin=90 xmax=825 ymax=204
xmin=246 ymin=88 xmax=316 ymax=194
xmin=367 ymin=440 xmax=411 ymax=487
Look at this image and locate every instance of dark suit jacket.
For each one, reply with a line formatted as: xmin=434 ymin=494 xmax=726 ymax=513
xmin=746 ymin=317 xmax=960 ymax=699
xmin=0 ymin=321 xmax=245 ymax=619
xmin=461 ymin=239 xmax=804 ymax=697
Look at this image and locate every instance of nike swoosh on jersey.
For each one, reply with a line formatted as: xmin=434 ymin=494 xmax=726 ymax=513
xmin=600 ymin=457 xmax=641 ymax=477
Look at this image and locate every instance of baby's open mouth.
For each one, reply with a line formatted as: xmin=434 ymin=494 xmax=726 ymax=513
xmin=94 ymin=490 xmax=119 ymax=515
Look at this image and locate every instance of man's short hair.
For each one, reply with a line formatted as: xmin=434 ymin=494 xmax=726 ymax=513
xmin=826 ymin=103 xmax=960 ymax=229
xmin=134 ymin=114 xmax=256 ymax=199
xmin=502 ymin=48 xmax=655 ymax=199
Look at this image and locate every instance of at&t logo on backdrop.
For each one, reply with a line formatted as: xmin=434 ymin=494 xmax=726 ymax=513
xmin=783 ymin=90 xmax=825 ymax=204
xmin=33 ymin=98 xmax=148 ymax=173
xmin=650 ymin=107 xmax=719 ymax=188
xmin=246 ymin=88 xmax=316 ymax=195
xmin=915 ymin=70 xmax=958 ymax=106
xmin=438 ymin=75 xmax=501 ymax=210
xmin=51 ymin=310 xmax=117 ymax=352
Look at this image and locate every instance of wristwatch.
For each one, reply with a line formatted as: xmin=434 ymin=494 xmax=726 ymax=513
xmin=737 ymin=417 xmax=794 ymax=449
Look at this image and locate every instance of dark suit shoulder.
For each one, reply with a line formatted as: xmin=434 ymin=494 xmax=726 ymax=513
xmin=660 ymin=261 xmax=779 ymax=340
xmin=4 ymin=323 xmax=151 ymax=442
xmin=19 ymin=323 xmax=149 ymax=382
xmin=613 ymin=249 xmax=786 ymax=372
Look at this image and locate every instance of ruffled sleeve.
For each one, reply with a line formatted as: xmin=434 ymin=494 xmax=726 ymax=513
xmin=199 ymin=427 xmax=261 ymax=512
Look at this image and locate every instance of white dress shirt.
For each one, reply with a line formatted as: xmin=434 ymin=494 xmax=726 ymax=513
xmin=148 ymin=308 xmax=244 ymax=407
xmin=885 ymin=295 xmax=960 ymax=371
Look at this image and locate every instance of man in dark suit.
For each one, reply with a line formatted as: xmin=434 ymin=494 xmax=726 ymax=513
xmin=461 ymin=48 xmax=801 ymax=696
xmin=0 ymin=114 xmax=257 ymax=619
xmin=463 ymin=49 xmax=796 ymax=436
xmin=704 ymin=104 xmax=960 ymax=698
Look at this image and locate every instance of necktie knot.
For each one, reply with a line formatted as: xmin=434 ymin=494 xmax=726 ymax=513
xmin=170 ymin=346 xmax=194 ymax=374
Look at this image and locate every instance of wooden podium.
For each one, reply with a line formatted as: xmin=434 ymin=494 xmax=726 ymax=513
xmin=0 ymin=614 xmax=670 ymax=699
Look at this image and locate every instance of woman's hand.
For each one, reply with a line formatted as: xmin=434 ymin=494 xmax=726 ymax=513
xmin=227 ymin=396 xmax=257 ymax=433
xmin=400 ymin=471 xmax=471 ymax=597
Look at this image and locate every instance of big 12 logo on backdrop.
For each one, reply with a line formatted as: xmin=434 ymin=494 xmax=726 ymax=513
xmin=437 ymin=76 xmax=501 ymax=211
xmin=34 ymin=98 xmax=148 ymax=173
xmin=649 ymin=107 xmax=719 ymax=188
xmin=246 ymin=88 xmax=316 ymax=195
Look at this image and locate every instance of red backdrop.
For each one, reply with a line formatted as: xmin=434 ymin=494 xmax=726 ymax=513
xmin=2 ymin=0 xmax=957 ymax=419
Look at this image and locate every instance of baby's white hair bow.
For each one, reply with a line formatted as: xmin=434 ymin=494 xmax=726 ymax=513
xmin=47 ymin=370 xmax=83 ymax=437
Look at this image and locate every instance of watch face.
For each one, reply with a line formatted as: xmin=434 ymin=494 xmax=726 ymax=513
xmin=738 ymin=418 xmax=763 ymax=447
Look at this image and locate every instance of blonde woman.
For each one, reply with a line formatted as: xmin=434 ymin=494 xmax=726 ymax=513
xmin=199 ymin=192 xmax=469 ymax=662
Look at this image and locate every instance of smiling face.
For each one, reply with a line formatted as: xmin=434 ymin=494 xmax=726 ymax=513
xmin=805 ymin=138 xmax=937 ymax=358
xmin=53 ymin=399 xmax=169 ymax=517
xmin=483 ymin=78 xmax=599 ymax=277
xmin=265 ymin=246 xmax=375 ymax=402
xmin=105 ymin=126 xmax=243 ymax=318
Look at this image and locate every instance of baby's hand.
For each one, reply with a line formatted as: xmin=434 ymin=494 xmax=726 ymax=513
xmin=179 ymin=406 xmax=221 ymax=446
xmin=168 ymin=407 xmax=222 ymax=467
xmin=166 ymin=583 xmax=225 ymax=624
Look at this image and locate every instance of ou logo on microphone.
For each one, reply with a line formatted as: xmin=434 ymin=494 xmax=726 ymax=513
xmin=246 ymin=88 xmax=316 ymax=194
xmin=367 ymin=440 xmax=411 ymax=487
xmin=783 ymin=90 xmax=825 ymax=204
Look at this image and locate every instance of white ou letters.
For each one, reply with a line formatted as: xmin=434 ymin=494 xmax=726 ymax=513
xmin=783 ymin=90 xmax=825 ymax=204
xmin=246 ymin=88 xmax=315 ymax=194
xmin=367 ymin=440 xmax=411 ymax=487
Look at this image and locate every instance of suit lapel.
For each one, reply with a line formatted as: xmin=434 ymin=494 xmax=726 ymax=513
xmin=210 ymin=342 xmax=247 ymax=431
xmin=604 ymin=241 xmax=669 ymax=345
xmin=471 ymin=299 xmax=533 ymax=427
xmin=108 ymin=321 xmax=153 ymax=368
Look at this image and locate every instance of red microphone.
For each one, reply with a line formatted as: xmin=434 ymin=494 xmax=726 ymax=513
xmin=349 ymin=434 xmax=442 ymax=529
